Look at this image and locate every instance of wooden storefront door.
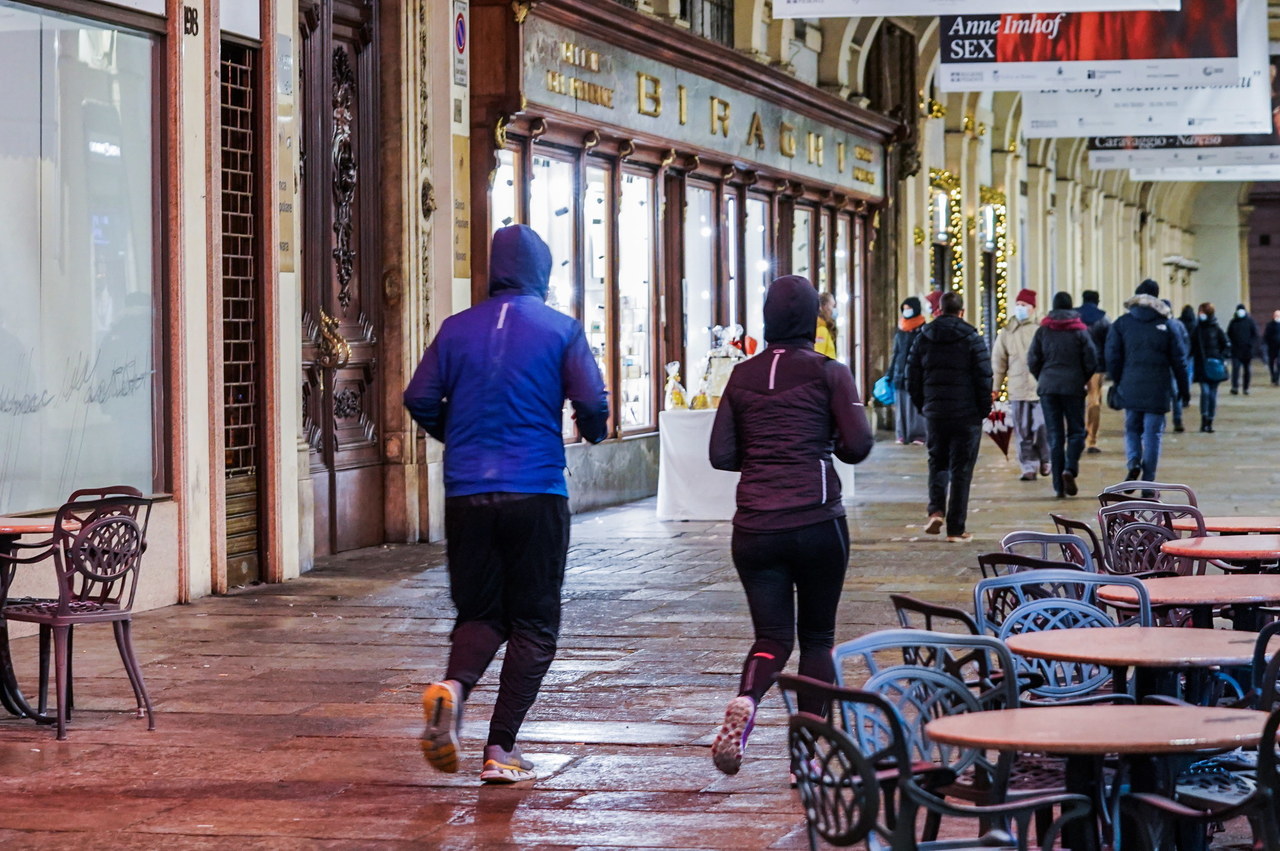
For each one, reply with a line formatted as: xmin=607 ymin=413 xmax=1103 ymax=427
xmin=299 ymin=0 xmax=385 ymax=556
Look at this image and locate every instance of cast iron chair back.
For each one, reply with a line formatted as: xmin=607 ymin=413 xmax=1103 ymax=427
xmin=977 ymin=552 xmax=1086 ymax=580
xmin=1049 ymin=513 xmax=1107 ymax=572
xmin=1097 ymin=500 xmax=1207 ymax=579
xmin=1098 ymin=480 xmax=1198 ymax=507
xmin=974 ymin=570 xmax=1153 ymax=636
xmin=889 ymin=594 xmax=980 ymax=637
xmin=996 ymin=598 xmax=1121 ymax=703
xmin=999 ymin=531 xmax=1096 ymax=572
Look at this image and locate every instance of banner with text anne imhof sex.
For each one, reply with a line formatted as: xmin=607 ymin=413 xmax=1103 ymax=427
xmin=937 ymin=0 xmax=1238 ymax=92
xmin=1022 ymin=0 xmax=1266 ymax=137
xmin=773 ymin=0 xmax=1180 ymax=16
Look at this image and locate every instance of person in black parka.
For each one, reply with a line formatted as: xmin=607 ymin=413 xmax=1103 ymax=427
xmin=907 ymin=291 xmax=993 ymax=541
xmin=890 ymin=296 xmax=928 ymax=444
xmin=1028 ymin=292 xmax=1098 ymax=498
xmin=1227 ymin=303 xmax=1260 ymax=395
xmin=1190 ymin=302 xmax=1229 ymax=432
xmin=1265 ymin=309 xmax=1280 ymax=387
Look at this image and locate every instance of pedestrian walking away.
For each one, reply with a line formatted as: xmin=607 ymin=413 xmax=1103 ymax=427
xmin=1164 ymin=299 xmax=1191 ymax=433
xmin=1228 ymin=303 xmax=1260 ymax=395
xmin=403 ymin=224 xmax=609 ymax=784
xmin=1190 ymin=302 xmax=1229 ymax=433
xmin=908 ymin=291 xmax=993 ymax=542
xmin=890 ymin=296 xmax=927 ymax=445
xmin=1027 ymin=292 xmax=1098 ymax=498
xmin=708 ymin=275 xmax=874 ymax=775
xmin=992 ymin=288 xmax=1050 ymax=480
xmin=1265 ymin=309 xmax=1280 ymax=386
xmin=1106 ymin=279 xmax=1189 ymax=482
xmin=1078 ymin=290 xmax=1111 ymax=454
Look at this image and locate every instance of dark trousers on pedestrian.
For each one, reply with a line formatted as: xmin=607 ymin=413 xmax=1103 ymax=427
xmin=730 ymin=518 xmax=849 ymax=716
xmin=1268 ymin=347 xmax=1280 ymax=385
xmin=442 ymin=493 xmax=570 ymax=751
xmin=1039 ymin=393 xmax=1086 ymax=496
xmin=1200 ymin=382 xmax=1219 ymax=423
xmin=1232 ymin=357 xmax=1252 ymax=393
xmin=926 ymin=418 xmax=983 ymax=537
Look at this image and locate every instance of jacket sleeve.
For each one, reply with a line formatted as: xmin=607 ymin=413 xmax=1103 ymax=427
xmin=1026 ymin=329 xmax=1044 ymax=379
xmin=1081 ymin=331 xmax=1099 ymax=379
xmin=708 ymin=390 xmax=741 ymax=471
xmin=1169 ymin=327 xmax=1190 ymax=400
xmin=907 ymin=336 xmax=926 ymax=412
xmin=562 ymin=327 xmax=609 ymax=444
xmin=825 ymin=362 xmax=874 ymax=465
xmin=403 ymin=339 xmax=448 ymax=443
xmin=1106 ymin=322 xmax=1124 ymax=384
xmin=991 ymin=331 xmax=1008 ymax=390
xmin=972 ymin=335 xmax=994 ymax=417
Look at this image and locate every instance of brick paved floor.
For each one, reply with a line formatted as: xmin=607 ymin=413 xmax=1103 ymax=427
xmin=1 ymin=390 xmax=1278 ymax=848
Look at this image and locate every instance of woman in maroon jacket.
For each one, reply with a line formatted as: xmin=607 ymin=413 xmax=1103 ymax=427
xmin=707 ymin=275 xmax=874 ymax=775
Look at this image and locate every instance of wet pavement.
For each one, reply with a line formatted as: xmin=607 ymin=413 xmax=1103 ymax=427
xmin=2 ymin=388 xmax=1278 ymax=848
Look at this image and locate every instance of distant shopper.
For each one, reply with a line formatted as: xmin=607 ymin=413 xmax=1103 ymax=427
xmin=925 ymin=289 xmax=943 ymax=318
xmin=993 ymin=288 xmax=1050 ymax=481
xmin=1028 ymin=292 xmax=1098 ymax=498
xmin=1265 ymin=309 xmax=1280 ymax=386
xmin=1078 ymin=290 xmax=1110 ymax=454
xmin=1164 ymin=300 xmax=1191 ymax=433
xmin=815 ymin=291 xmax=837 ymax=358
xmin=708 ymin=275 xmax=873 ymax=776
xmin=908 ymin=291 xmax=993 ymax=542
xmin=1106 ymin=279 xmax=1189 ymax=481
xmin=1190 ymin=302 xmax=1229 ymax=433
xmin=1227 ymin=304 xmax=1260 ymax=395
xmin=890 ymin=296 xmax=927 ymax=444
xmin=406 ymin=225 xmax=609 ymax=784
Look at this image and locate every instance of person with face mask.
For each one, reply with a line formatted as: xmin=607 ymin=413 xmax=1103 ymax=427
xmin=1265 ymin=309 xmax=1280 ymax=386
xmin=1227 ymin=304 xmax=1260 ymax=395
xmin=1190 ymin=302 xmax=1229 ymax=432
xmin=890 ymin=296 xmax=928 ymax=444
xmin=814 ymin=292 xmax=838 ymax=359
xmin=992 ymin=289 xmax=1050 ymax=482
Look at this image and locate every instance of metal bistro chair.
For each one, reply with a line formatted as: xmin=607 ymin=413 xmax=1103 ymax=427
xmin=974 ymin=570 xmax=1153 ymax=639
xmin=978 ymin=552 xmax=1088 ymax=581
xmin=776 ymin=672 xmax=1091 ymax=851
xmin=1098 ymin=480 xmax=1199 ymax=508
xmin=1097 ymin=500 xmax=1213 ymax=579
xmin=1050 ymin=514 xmax=1107 ymax=574
xmin=0 ymin=491 xmax=154 ymax=739
xmin=999 ymin=531 xmax=1096 ymax=572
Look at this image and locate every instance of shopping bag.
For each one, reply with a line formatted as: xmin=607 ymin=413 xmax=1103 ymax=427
xmin=983 ymin=400 xmax=1012 ymax=457
xmin=872 ymin=375 xmax=895 ymax=406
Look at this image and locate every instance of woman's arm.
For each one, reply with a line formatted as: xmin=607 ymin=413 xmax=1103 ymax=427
xmin=826 ymin=363 xmax=874 ymax=465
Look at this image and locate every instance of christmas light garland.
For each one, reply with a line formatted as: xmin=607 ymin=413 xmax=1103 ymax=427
xmin=929 ymin=169 xmax=964 ymax=297
xmin=980 ymin=185 xmax=1009 ymax=334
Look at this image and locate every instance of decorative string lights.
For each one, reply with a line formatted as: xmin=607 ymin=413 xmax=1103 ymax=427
xmin=929 ymin=169 xmax=964 ymax=297
xmin=980 ymin=185 xmax=1010 ymax=333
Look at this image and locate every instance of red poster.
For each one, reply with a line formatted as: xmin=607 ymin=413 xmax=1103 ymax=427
xmin=997 ymin=2 xmax=1236 ymax=63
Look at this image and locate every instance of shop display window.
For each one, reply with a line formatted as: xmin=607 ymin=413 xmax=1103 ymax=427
xmin=834 ymin=216 xmax=852 ymax=366
xmin=816 ymin=210 xmax=830 ymax=293
xmin=618 ymin=172 xmax=655 ymax=430
xmin=792 ymin=206 xmax=813 ymax=279
xmin=0 ymin=2 xmax=157 ymax=513
xmin=724 ymin=193 xmax=739 ymax=328
xmin=490 ymin=148 xmax=519 ymax=234
xmin=528 ymin=153 xmax=578 ymax=318
xmin=583 ymin=166 xmax=611 ymax=385
xmin=683 ymin=184 xmax=717 ymax=386
xmin=743 ymin=197 xmax=770 ymax=348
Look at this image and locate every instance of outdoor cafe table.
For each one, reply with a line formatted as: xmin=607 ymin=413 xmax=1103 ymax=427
xmin=1005 ymin=627 xmax=1276 ymax=700
xmin=1171 ymin=517 xmax=1280 ymax=535
xmin=0 ymin=517 xmax=57 ymax=720
xmin=1098 ymin=573 xmax=1280 ymax=629
xmin=926 ymin=705 xmax=1267 ymax=851
xmin=1162 ymin=533 xmax=1280 ymax=576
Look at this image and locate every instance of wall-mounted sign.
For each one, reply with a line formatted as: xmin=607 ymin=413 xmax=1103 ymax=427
xmin=453 ymin=0 xmax=468 ymax=87
xmin=775 ymin=0 xmax=1180 ymax=15
xmin=1023 ymin=0 xmax=1265 ymax=137
xmin=939 ymin=0 xmax=1239 ymax=92
xmin=521 ymin=17 xmax=883 ymax=200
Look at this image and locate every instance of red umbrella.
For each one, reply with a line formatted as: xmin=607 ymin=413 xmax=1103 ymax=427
xmin=984 ymin=400 xmax=1013 ymax=457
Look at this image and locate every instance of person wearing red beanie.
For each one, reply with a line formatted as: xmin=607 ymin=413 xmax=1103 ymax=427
xmin=992 ymin=289 xmax=1051 ymax=482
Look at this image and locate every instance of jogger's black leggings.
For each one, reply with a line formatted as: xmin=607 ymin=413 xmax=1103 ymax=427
xmin=730 ymin=517 xmax=850 ymax=715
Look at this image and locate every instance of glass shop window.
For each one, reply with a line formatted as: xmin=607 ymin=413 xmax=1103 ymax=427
xmin=583 ymin=165 xmax=610 ymax=385
xmin=792 ymin=206 xmax=813 ymax=279
xmin=618 ymin=172 xmax=655 ymax=430
xmin=683 ymin=184 xmax=716 ymax=385
xmin=528 ymin=154 xmax=577 ymax=318
xmin=490 ymin=148 xmax=519 ymax=233
xmin=834 ymin=216 xmax=852 ymax=366
xmin=724 ymin=193 xmax=739 ymax=329
xmin=743 ymin=197 xmax=770 ymax=349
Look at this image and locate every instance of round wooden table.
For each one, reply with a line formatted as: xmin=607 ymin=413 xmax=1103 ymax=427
xmin=1099 ymin=573 xmax=1280 ymax=629
xmin=1161 ymin=534 xmax=1280 ymax=560
xmin=0 ymin=517 xmax=57 ymax=720
xmin=1172 ymin=516 xmax=1280 ymax=534
xmin=927 ymin=706 xmax=1267 ymax=851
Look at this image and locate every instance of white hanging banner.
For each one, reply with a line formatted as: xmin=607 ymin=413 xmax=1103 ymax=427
xmin=1022 ymin=0 xmax=1266 ymax=137
xmin=938 ymin=0 xmax=1238 ymax=92
xmin=774 ymin=0 xmax=1181 ymax=16
xmin=1130 ymin=165 xmax=1280 ymax=181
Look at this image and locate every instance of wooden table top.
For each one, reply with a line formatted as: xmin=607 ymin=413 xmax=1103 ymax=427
xmin=1172 ymin=517 xmax=1280 ymax=534
xmin=926 ymin=706 xmax=1266 ymax=755
xmin=1099 ymin=574 xmax=1280 ymax=607
xmin=1005 ymin=626 xmax=1275 ymax=668
xmin=1161 ymin=534 xmax=1280 ymax=559
xmin=0 ymin=518 xmax=57 ymax=537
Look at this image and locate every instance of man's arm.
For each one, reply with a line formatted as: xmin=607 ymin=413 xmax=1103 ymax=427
xmin=403 ymin=340 xmax=448 ymax=443
xmin=1170 ymin=329 xmax=1190 ymax=403
xmin=563 ymin=328 xmax=609 ymax=444
xmin=907 ymin=336 xmax=926 ymax=412
xmin=991 ymin=331 xmax=1009 ymax=390
xmin=1081 ymin=331 xmax=1099 ymax=379
xmin=972 ymin=335 xmax=994 ymax=417
xmin=1106 ymin=322 xmax=1124 ymax=384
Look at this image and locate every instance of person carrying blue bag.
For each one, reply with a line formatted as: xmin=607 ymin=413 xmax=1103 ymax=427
xmin=1190 ymin=301 xmax=1229 ymax=433
xmin=888 ymin=296 xmax=927 ymax=444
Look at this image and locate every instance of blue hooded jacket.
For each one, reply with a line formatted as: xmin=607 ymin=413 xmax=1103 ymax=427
xmin=403 ymin=225 xmax=609 ymax=498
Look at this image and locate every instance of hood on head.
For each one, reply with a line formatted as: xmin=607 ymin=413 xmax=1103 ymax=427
xmin=902 ymin=296 xmax=923 ymax=317
xmin=764 ymin=276 xmax=819 ymax=345
xmin=1124 ymin=293 xmax=1172 ymax=319
xmin=489 ymin=225 xmax=552 ymax=300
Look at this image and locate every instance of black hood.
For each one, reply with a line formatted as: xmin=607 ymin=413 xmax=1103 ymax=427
xmin=920 ymin=314 xmax=977 ymax=344
xmin=489 ymin=224 xmax=552 ymax=299
xmin=763 ymin=275 xmax=818 ymax=346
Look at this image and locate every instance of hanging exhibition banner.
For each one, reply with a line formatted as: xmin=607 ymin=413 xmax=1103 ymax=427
xmin=774 ymin=0 xmax=1181 ymax=15
xmin=1088 ymin=55 xmax=1280 ymax=168
xmin=938 ymin=0 xmax=1238 ymax=92
xmin=1022 ymin=0 xmax=1266 ymax=137
xmin=1130 ymin=165 xmax=1280 ymax=180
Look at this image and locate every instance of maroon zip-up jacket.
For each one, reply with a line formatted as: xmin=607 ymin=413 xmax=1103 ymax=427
xmin=709 ymin=276 xmax=875 ymax=532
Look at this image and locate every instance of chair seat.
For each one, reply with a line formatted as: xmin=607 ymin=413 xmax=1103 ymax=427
xmin=1175 ymin=765 xmax=1257 ymax=809
xmin=3 ymin=598 xmax=123 ymax=622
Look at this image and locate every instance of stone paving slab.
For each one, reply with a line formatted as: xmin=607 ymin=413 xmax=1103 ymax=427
xmin=3 ymin=394 xmax=1279 ymax=848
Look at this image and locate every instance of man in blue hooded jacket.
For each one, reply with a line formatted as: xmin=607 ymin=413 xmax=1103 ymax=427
xmin=404 ymin=225 xmax=608 ymax=784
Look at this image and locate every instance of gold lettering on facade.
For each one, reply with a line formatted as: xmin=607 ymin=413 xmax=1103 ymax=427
xmin=710 ymin=97 xmax=731 ymax=137
xmin=854 ymin=145 xmax=874 ymax=163
xmin=678 ymin=85 xmax=687 ymax=125
xmin=559 ymin=41 xmax=600 ymax=72
xmin=570 ymin=77 xmax=615 ymax=108
xmin=837 ymin=141 xmax=847 ymax=173
xmin=853 ymin=167 xmax=876 ymax=185
xmin=746 ymin=112 xmax=765 ymax=150
xmin=546 ymin=70 xmax=568 ymax=95
xmin=779 ymin=121 xmax=796 ymax=158
xmin=637 ymin=73 xmax=662 ymax=117
xmin=806 ymin=132 xmax=824 ymax=166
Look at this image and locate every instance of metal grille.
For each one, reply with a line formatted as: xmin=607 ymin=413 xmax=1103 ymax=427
xmin=682 ymin=0 xmax=733 ymax=46
xmin=221 ymin=43 xmax=260 ymax=477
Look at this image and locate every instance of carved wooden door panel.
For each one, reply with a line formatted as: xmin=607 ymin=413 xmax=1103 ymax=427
xmin=300 ymin=0 xmax=384 ymax=556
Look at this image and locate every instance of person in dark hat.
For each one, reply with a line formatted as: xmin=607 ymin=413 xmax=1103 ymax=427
xmin=992 ymin=288 xmax=1050 ymax=481
xmin=889 ymin=296 xmax=928 ymax=444
xmin=925 ymin=289 xmax=943 ymax=319
xmin=1106 ymin=278 xmax=1189 ymax=482
xmin=1028 ymin=292 xmax=1098 ymax=497
xmin=1077 ymin=290 xmax=1110 ymax=453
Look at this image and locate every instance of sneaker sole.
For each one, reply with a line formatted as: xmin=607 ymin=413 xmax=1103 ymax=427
xmin=479 ymin=759 xmax=537 ymax=784
xmin=924 ymin=517 xmax=944 ymax=535
xmin=712 ymin=697 xmax=755 ymax=775
xmin=421 ymin=683 xmax=460 ymax=773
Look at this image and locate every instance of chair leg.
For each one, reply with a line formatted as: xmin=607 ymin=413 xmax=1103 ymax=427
xmin=51 ymin=625 xmax=69 ymax=741
xmin=37 ymin=625 xmax=50 ymax=715
xmin=65 ymin=625 xmax=74 ymax=715
xmin=113 ymin=619 xmax=154 ymax=729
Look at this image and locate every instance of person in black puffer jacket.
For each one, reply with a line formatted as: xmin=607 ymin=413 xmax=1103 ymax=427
xmin=907 ymin=291 xmax=993 ymax=541
xmin=1226 ymin=303 xmax=1260 ymax=395
xmin=1266 ymin=309 xmax=1280 ymax=386
xmin=1077 ymin=290 xmax=1110 ymax=454
xmin=1028 ymin=292 xmax=1098 ymax=498
xmin=1106 ymin=279 xmax=1189 ymax=482
xmin=1190 ymin=302 xmax=1229 ymax=432
xmin=890 ymin=296 xmax=928 ymax=444
xmin=708 ymin=275 xmax=874 ymax=776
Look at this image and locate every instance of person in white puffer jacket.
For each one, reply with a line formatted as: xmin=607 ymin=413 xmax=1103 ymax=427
xmin=992 ymin=288 xmax=1051 ymax=482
